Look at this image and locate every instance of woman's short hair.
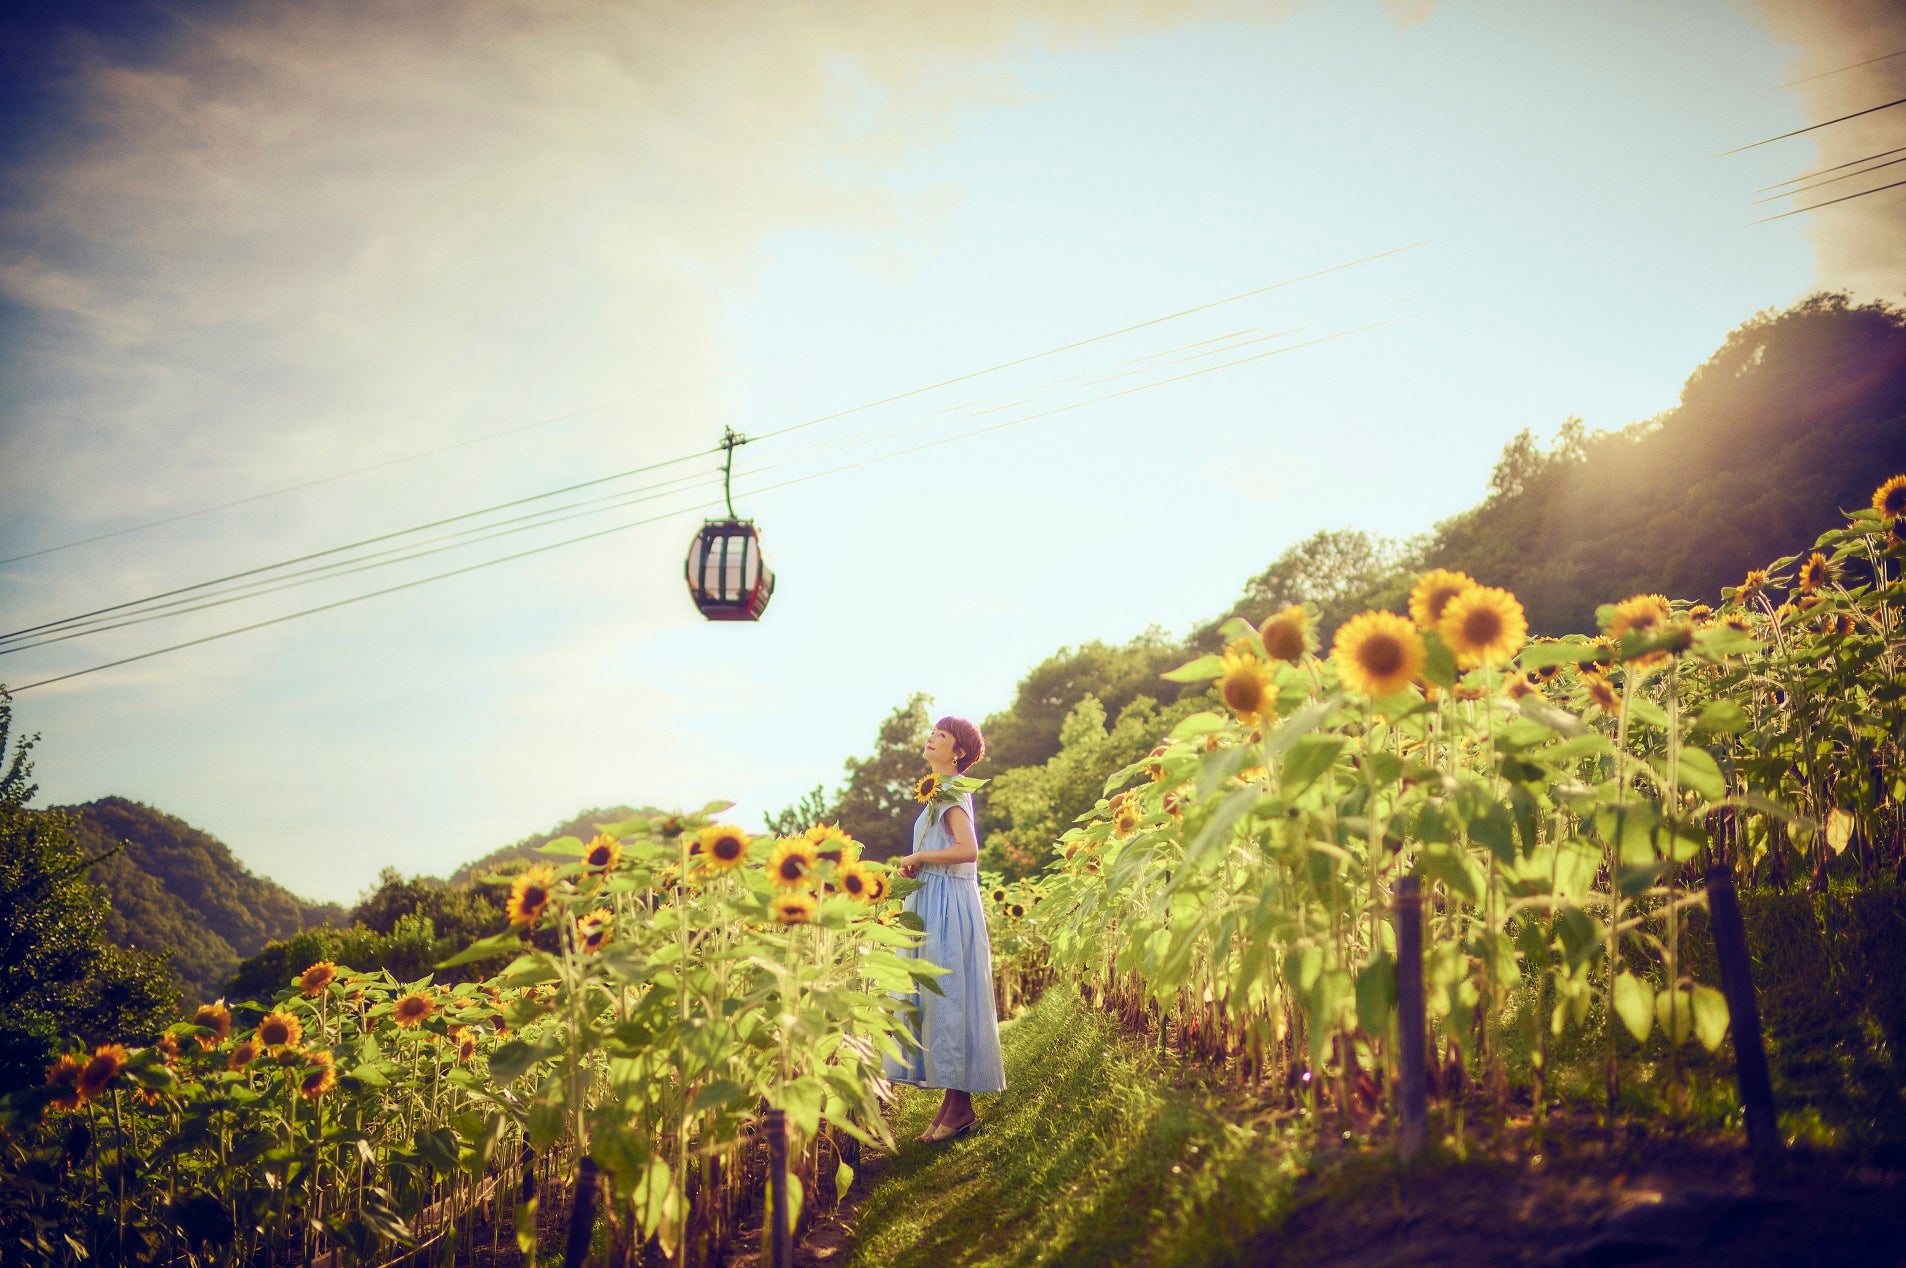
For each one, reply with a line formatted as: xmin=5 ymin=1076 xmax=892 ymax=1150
xmin=935 ymin=716 xmax=985 ymax=774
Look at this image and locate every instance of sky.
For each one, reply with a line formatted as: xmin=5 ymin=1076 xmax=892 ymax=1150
xmin=1 ymin=0 xmax=1901 ymax=904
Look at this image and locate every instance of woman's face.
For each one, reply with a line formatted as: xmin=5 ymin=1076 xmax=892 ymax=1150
xmin=923 ymin=726 xmax=962 ymax=770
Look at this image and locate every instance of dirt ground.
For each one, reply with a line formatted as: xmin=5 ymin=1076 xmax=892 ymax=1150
xmin=1254 ymin=1109 xmax=1906 ymax=1268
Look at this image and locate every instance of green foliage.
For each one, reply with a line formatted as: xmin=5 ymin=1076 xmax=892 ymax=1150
xmin=1427 ymin=293 xmax=1906 ymax=632
xmin=0 ymin=692 xmax=176 ymax=1094
xmin=0 ymin=803 xmax=928 ymax=1266
xmin=67 ymin=797 xmax=343 ymax=1005
xmin=983 ymin=693 xmax=1205 ymax=877
xmin=979 ymin=630 xmax=1189 ymax=773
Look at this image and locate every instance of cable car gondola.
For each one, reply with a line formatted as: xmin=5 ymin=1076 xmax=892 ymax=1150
xmin=685 ymin=427 xmax=775 ymax=621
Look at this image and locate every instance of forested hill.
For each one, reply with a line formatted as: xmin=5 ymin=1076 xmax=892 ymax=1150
xmin=1425 ymin=293 xmax=1906 ymax=633
xmin=63 ymin=798 xmax=344 ymax=1004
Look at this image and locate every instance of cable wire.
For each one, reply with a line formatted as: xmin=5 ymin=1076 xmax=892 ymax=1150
xmin=1750 ymin=174 xmax=1906 ymax=223
xmin=1719 ymin=95 xmax=1906 ymax=156
xmin=1753 ymin=144 xmax=1906 ymax=191
xmin=5 ymin=248 xmax=1415 ymax=645
xmin=5 ymin=322 xmax=1323 ymax=651
xmin=7 ymin=314 xmax=1415 ymax=694
xmin=1750 ymin=151 xmax=1906 ymax=204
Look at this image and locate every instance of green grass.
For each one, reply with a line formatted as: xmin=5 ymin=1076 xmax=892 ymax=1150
xmin=847 ymin=984 xmax=1310 ymax=1267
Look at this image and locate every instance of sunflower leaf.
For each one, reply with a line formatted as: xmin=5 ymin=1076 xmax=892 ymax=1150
xmin=1162 ymin=654 xmax=1225 ymax=683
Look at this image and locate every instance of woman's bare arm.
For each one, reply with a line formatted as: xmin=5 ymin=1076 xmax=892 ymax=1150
xmin=899 ymin=806 xmax=980 ymax=873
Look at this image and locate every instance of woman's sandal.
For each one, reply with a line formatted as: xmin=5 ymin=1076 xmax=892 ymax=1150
xmin=922 ymin=1118 xmax=974 ymax=1143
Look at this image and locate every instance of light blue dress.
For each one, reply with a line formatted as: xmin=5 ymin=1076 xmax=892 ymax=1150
xmin=883 ymin=791 xmax=1007 ymax=1094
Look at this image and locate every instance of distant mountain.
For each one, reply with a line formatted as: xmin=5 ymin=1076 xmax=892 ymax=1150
xmin=447 ymin=805 xmax=650 ymax=885
xmin=63 ymin=797 xmax=344 ymax=1005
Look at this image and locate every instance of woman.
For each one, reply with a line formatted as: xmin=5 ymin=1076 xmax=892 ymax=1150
xmin=885 ymin=715 xmax=1007 ymax=1142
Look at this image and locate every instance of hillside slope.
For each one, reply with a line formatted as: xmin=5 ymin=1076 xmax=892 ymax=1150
xmin=63 ymin=797 xmax=344 ymax=1002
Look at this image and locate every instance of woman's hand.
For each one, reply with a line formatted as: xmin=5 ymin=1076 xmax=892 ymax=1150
xmin=898 ymin=854 xmax=922 ymax=878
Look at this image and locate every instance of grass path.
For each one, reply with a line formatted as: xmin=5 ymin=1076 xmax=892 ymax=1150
xmin=841 ymin=984 xmax=1906 ymax=1267
xmin=846 ymin=984 xmax=1305 ymax=1267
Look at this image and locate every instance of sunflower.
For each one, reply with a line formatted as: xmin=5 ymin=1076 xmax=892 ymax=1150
xmin=257 ymin=1009 xmax=303 ymax=1049
xmin=1332 ymin=610 xmax=1426 ymax=699
xmin=1224 ymin=633 xmax=1260 ymax=661
xmin=156 ymin=1033 xmax=181 ymax=1065
xmin=773 ymin=891 xmax=818 ymax=925
xmin=228 ymin=1040 xmax=260 ymax=1071
xmin=1582 ymin=672 xmax=1619 ymax=713
xmin=1112 ymin=796 xmax=1143 ymax=839
xmin=507 ymin=865 xmax=556 ymax=928
xmin=1008 ymin=902 xmax=1027 ymax=919
xmin=696 ymin=824 xmax=749 ymax=873
xmin=1873 ymin=474 xmax=1906 ymax=519
xmin=299 ymin=1050 xmax=337 ymax=1100
xmin=1736 ymin=569 xmax=1768 ymax=599
xmin=1687 ymin=603 xmax=1713 ymax=623
xmin=1507 ymin=675 xmax=1537 ymax=700
xmin=804 ymin=822 xmax=858 ymax=865
xmin=1606 ymin=593 xmax=1672 ymax=667
xmin=1217 ymin=651 xmax=1277 ymax=726
xmin=392 ymin=993 xmax=435 ymax=1029
xmin=1721 ymin=612 xmax=1751 ymax=634
xmin=1259 ymin=605 xmax=1314 ymax=663
xmin=863 ymin=871 xmax=891 ymax=904
xmin=1835 ymin=613 xmax=1857 ymax=637
xmin=1409 ymin=569 xmax=1476 ymax=630
xmin=767 ymin=836 xmax=820 ymax=889
xmin=1532 ymin=661 xmax=1561 ymax=682
xmin=1798 ymin=551 xmax=1831 ymax=596
xmin=456 ymin=1028 xmax=477 ymax=1064
xmin=44 ymin=1055 xmax=85 ymax=1111
xmin=577 ymin=908 xmax=613 ymax=954
xmin=837 ymin=861 xmax=876 ymax=903
xmin=193 ymin=1001 xmax=232 ymax=1050
xmin=583 ymin=833 xmax=622 ymax=873
xmin=913 ymin=773 xmax=941 ymax=804
xmin=1438 ymin=586 xmax=1528 ymax=669
xmin=298 ymin=961 xmax=338 ymax=998
xmin=76 ymin=1044 xmax=128 ymax=1101
xmin=991 ymin=885 xmax=1009 ymax=904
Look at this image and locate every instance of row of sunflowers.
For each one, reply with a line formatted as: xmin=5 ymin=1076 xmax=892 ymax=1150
xmin=1031 ymin=476 xmax=1903 ymax=1130
xmin=2 ymin=812 xmax=941 ymax=1266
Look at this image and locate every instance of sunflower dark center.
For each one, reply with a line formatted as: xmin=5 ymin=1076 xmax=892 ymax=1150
xmin=1462 ymin=609 xmax=1502 ymax=644
xmin=778 ymin=858 xmax=804 ymax=879
xmin=1428 ymin=588 xmax=1460 ymax=621
xmin=1887 ymin=489 xmax=1906 ymax=516
xmin=1223 ymin=671 xmax=1263 ymax=712
xmin=1359 ymin=634 xmax=1404 ymax=676
xmin=715 ymin=838 xmax=743 ymax=860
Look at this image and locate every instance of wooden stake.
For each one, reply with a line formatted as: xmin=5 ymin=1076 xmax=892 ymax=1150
xmin=1703 ymin=866 xmax=1781 ymax=1182
xmin=1394 ymin=875 xmax=1428 ymax=1163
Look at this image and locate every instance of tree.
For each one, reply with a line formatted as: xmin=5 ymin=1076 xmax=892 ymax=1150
xmin=983 ymin=692 xmax=1205 ymax=877
xmin=0 ymin=690 xmax=175 ymax=1093
xmin=831 ymin=694 xmax=934 ymax=862
xmin=1195 ymin=527 xmax=1421 ymax=649
xmin=979 ymin=629 xmax=1189 ymax=773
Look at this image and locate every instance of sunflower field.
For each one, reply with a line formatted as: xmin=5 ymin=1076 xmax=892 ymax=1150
xmin=1035 ymin=476 xmax=1905 ymax=1134
xmin=1 ymin=813 xmax=937 ymax=1266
